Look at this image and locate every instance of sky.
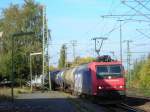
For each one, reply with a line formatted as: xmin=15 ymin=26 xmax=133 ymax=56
xmin=0 ymin=0 xmax=150 ymax=68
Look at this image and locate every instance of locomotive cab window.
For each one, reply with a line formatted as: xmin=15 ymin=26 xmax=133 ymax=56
xmin=109 ymin=65 xmax=121 ymax=74
xmin=97 ymin=66 xmax=108 ymax=74
xmin=96 ymin=65 xmax=122 ymax=79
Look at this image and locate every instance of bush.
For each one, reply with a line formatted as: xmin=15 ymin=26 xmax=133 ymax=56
xmin=131 ymin=57 xmax=150 ymax=90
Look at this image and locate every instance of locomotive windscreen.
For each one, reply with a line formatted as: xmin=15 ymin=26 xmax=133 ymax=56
xmin=96 ymin=65 xmax=123 ymax=79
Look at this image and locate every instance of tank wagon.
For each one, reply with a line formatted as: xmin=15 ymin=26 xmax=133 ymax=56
xmin=52 ymin=55 xmax=126 ymax=99
xmin=48 ymin=70 xmax=60 ymax=90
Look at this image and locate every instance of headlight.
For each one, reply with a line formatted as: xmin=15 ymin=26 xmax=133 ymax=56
xmin=98 ymin=86 xmax=102 ymax=89
xmin=119 ymin=85 xmax=123 ymax=88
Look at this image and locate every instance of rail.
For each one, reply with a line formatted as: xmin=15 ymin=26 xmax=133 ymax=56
xmin=116 ymin=103 xmax=146 ymax=112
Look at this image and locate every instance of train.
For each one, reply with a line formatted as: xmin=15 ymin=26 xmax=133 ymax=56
xmin=49 ymin=55 xmax=126 ymax=100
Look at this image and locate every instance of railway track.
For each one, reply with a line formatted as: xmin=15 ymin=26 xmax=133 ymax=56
xmin=98 ymin=103 xmax=146 ymax=112
xmin=76 ymin=95 xmax=146 ymax=112
xmin=117 ymin=103 xmax=146 ymax=112
xmin=58 ymin=91 xmax=148 ymax=112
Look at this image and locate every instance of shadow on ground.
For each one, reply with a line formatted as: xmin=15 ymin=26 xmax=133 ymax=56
xmin=0 ymin=98 xmax=77 ymax=112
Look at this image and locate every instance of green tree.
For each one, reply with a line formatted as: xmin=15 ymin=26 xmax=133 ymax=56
xmin=58 ymin=44 xmax=67 ymax=69
xmin=0 ymin=0 xmax=45 ymax=83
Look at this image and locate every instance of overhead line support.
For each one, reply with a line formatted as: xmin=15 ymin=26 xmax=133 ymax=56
xmin=124 ymin=40 xmax=133 ymax=87
xmin=70 ymin=40 xmax=77 ymax=62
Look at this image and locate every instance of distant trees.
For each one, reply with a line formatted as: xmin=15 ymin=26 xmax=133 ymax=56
xmin=58 ymin=44 xmax=67 ymax=69
xmin=57 ymin=43 xmax=95 ymax=69
xmin=71 ymin=56 xmax=94 ymax=67
xmin=0 ymin=0 xmax=45 ymax=83
xmin=49 ymin=65 xmax=57 ymax=71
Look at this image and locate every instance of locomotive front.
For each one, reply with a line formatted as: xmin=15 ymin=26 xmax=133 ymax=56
xmin=90 ymin=56 xmax=126 ymax=99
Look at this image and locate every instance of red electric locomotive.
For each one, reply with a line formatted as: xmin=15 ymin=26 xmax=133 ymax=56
xmin=89 ymin=56 xmax=126 ymax=99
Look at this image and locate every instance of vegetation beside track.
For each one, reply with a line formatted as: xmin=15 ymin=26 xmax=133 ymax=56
xmin=127 ymin=88 xmax=150 ymax=98
xmin=0 ymin=87 xmax=31 ymax=101
xmin=128 ymin=56 xmax=150 ymax=97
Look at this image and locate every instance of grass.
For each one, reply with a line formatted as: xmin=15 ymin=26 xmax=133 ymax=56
xmin=14 ymin=87 xmax=31 ymax=94
xmin=127 ymin=87 xmax=150 ymax=97
xmin=138 ymin=89 xmax=150 ymax=97
xmin=0 ymin=86 xmax=31 ymax=102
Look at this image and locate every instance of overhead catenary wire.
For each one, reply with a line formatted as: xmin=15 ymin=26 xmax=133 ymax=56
xmin=122 ymin=1 xmax=150 ymax=20
xmin=101 ymin=0 xmax=122 ymax=36
xmin=102 ymin=0 xmax=150 ymax=37
xmin=122 ymin=0 xmax=150 ymax=2
xmin=134 ymin=0 xmax=150 ymax=12
xmin=82 ymin=1 xmax=122 ymax=39
xmin=136 ymin=29 xmax=150 ymax=39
